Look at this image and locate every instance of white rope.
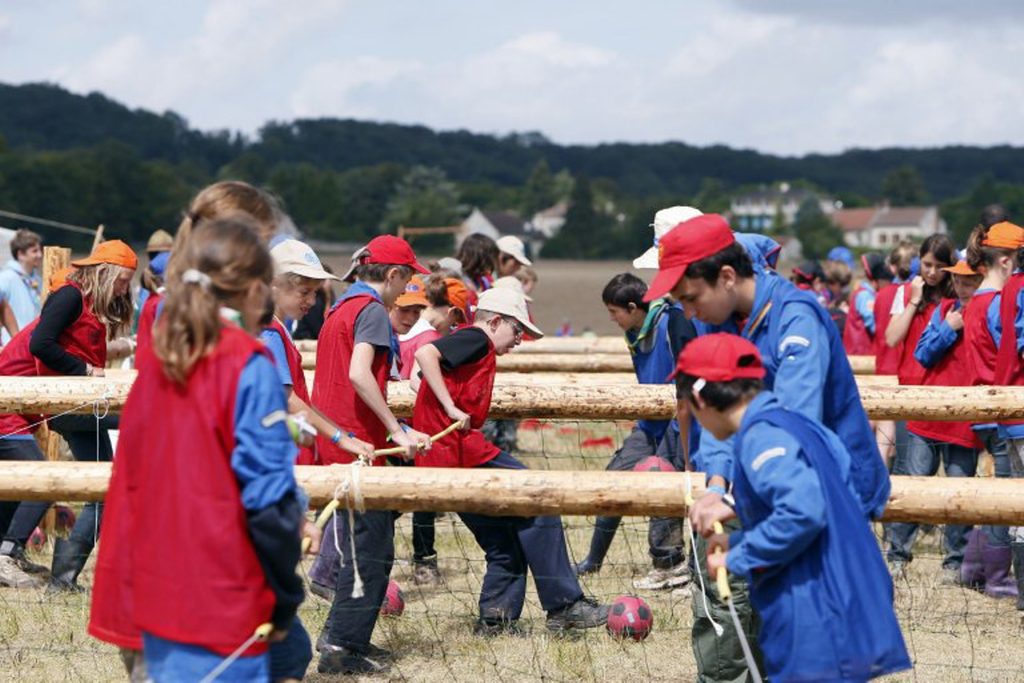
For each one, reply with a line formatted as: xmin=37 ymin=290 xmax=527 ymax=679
xmin=198 ymin=623 xmax=272 ymax=683
xmin=0 ymin=396 xmax=107 ymax=441
xmin=331 ymin=463 xmax=367 ymax=599
xmin=685 ymin=472 xmax=724 ymax=637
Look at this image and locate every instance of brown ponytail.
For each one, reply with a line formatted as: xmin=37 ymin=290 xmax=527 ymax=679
xmin=154 ymin=215 xmax=272 ymax=383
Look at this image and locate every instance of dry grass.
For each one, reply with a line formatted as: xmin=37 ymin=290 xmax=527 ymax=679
xmin=1 ymin=422 xmax=1022 ymax=681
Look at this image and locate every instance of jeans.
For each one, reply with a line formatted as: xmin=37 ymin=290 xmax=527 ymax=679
xmin=885 ymin=432 xmax=977 ymax=567
xmin=269 ymin=617 xmax=312 ymax=681
xmin=50 ymin=414 xmax=117 ymax=547
xmin=0 ymin=439 xmax=48 ymax=544
xmin=976 ymin=428 xmax=1011 ymax=548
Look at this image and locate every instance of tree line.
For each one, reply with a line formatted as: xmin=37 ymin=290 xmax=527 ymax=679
xmin=1 ymin=82 xmax=1023 ymax=256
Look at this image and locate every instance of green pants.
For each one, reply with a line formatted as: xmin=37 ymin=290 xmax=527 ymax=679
xmin=690 ymin=522 xmax=766 ymax=683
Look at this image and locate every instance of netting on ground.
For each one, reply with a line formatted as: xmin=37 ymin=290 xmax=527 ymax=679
xmin=0 ymin=420 xmax=1022 ymax=681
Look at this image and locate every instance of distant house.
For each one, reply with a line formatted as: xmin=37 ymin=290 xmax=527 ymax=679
xmin=459 ymin=208 xmax=529 ymax=244
xmin=730 ymin=183 xmax=836 ymax=232
xmin=833 ymin=205 xmax=947 ymax=249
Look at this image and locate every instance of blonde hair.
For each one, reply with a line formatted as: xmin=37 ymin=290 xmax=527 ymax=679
xmin=155 ymin=215 xmax=273 ymax=383
xmin=67 ymin=263 xmax=134 ymax=339
xmin=167 ymin=181 xmax=283 ymax=283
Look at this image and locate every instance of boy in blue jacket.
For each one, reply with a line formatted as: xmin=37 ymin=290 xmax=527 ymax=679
xmin=676 ymin=333 xmax=911 ymax=682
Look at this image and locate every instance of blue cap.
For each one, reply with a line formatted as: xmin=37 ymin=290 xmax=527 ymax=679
xmin=910 ymin=257 xmax=920 ymax=279
xmin=734 ymin=233 xmax=781 ymax=270
xmin=149 ymin=251 xmax=170 ymax=277
xmin=827 ymin=246 xmax=853 ymax=268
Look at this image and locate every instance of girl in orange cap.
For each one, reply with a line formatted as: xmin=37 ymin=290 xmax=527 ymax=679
xmin=0 ymin=239 xmax=137 ymax=592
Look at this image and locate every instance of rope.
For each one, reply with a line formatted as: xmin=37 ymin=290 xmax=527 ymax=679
xmin=198 ymin=623 xmax=273 ymax=683
xmin=0 ymin=395 xmax=110 ymax=441
xmin=684 ymin=474 xmax=723 ymax=637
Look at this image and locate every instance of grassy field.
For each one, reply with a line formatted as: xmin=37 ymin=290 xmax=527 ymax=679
xmin=1 ymin=422 xmax=1022 ymax=681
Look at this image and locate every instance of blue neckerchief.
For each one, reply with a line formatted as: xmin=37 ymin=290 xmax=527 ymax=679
xmin=339 ymin=281 xmax=399 ymax=363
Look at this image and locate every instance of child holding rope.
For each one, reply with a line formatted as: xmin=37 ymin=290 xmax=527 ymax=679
xmin=412 ymin=287 xmax=610 ymax=636
xmin=310 ymin=235 xmax=432 ymax=676
xmin=678 ymin=333 xmax=911 ymax=682
xmin=0 ymin=240 xmax=136 ymax=592
xmin=574 ymin=273 xmax=694 ymax=591
xmin=90 ymin=216 xmax=307 ymax=682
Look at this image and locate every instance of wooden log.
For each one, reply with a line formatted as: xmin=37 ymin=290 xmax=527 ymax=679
xmin=848 ymin=355 xmax=875 ymax=375
xmin=1 ymin=461 xmax=1023 ymax=525
xmin=0 ymin=375 xmax=1022 ymax=421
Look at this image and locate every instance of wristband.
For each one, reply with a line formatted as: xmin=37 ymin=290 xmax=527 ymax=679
xmin=707 ymin=484 xmax=727 ymax=497
xmin=909 ymin=299 xmax=922 ymax=308
xmin=331 ymin=429 xmax=342 ymax=445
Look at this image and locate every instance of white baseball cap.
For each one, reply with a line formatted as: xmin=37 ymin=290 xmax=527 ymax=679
xmin=632 ymin=206 xmax=704 ymax=269
xmin=476 ymin=287 xmax=543 ymax=339
xmin=271 ymin=239 xmax=338 ymax=281
xmin=496 ymin=235 xmax=533 ymax=266
xmin=492 ymin=275 xmax=532 ymax=301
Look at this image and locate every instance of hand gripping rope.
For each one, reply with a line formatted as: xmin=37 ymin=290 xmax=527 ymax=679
xmin=684 ymin=475 xmax=762 ymax=683
xmin=302 ymin=420 xmax=465 ymax=598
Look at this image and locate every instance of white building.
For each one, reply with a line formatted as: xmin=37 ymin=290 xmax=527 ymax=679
xmin=835 ymin=205 xmax=947 ymax=249
xmin=730 ymin=182 xmax=835 ymax=232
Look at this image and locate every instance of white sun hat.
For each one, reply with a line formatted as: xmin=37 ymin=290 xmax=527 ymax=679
xmin=632 ymin=205 xmax=704 ymax=269
xmin=492 ymin=275 xmax=532 ymax=301
xmin=270 ymin=239 xmax=339 ymax=280
xmin=476 ymin=287 xmax=543 ymax=339
xmin=496 ymin=235 xmax=533 ymax=266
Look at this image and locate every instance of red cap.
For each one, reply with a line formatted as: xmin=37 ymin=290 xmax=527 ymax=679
xmin=643 ymin=214 xmax=735 ymax=302
xmin=669 ymin=333 xmax=765 ymax=382
xmin=343 ymin=235 xmax=429 ymax=282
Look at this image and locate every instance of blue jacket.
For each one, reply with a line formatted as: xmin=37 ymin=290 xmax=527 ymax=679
xmin=730 ymin=392 xmax=911 ymax=681
xmin=695 ymin=269 xmax=889 ymax=518
xmin=626 ymin=299 xmax=679 ymax=441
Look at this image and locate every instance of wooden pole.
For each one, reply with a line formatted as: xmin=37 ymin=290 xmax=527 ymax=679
xmin=0 ymin=375 xmax=1019 ymax=421
xmin=92 ymin=224 xmax=105 ymax=252
xmin=1 ymin=461 xmax=1022 ymax=525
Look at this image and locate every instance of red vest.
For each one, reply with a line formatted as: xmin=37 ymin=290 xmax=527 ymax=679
xmin=873 ymin=283 xmax=901 ymax=376
xmin=265 ymin=318 xmax=316 ymax=465
xmin=996 ymin=273 xmax=1024 ymax=386
xmin=135 ymin=292 xmax=162 ymax=360
xmin=89 ymin=325 xmax=275 ymax=656
xmin=0 ymin=283 xmax=106 ymax=436
xmin=842 ymin=283 xmax=874 ymax=355
xmin=964 ymin=290 xmax=1000 ymax=386
xmin=312 ymin=295 xmax=390 ymax=465
xmin=412 ymin=331 xmax=500 ymax=468
xmin=895 ymin=286 xmax=933 ymax=386
xmin=906 ymin=300 xmax=981 ymax=449
xmin=399 ymin=328 xmax=441 ymax=380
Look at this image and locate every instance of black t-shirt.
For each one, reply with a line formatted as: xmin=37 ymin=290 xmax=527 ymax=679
xmin=432 ymin=327 xmax=490 ymax=371
xmin=30 ymin=285 xmax=87 ymax=376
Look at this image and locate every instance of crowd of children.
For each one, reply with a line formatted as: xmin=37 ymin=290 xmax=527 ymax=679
xmin=0 ymin=180 xmax=1018 ymax=681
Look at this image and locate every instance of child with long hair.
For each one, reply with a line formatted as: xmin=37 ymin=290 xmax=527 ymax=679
xmin=0 ymin=240 xmax=136 ymax=592
xmin=957 ymin=221 xmax=1024 ymax=598
xmin=887 ymin=259 xmax=982 ymax=581
xmin=90 ymin=216 xmax=306 ymax=681
xmin=456 ymin=233 xmax=498 ymax=292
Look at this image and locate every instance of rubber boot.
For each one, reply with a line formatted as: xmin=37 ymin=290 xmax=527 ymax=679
xmin=1011 ymin=543 xmax=1024 ymax=611
xmin=47 ymin=538 xmax=93 ymax=594
xmin=982 ymin=543 xmax=1019 ymax=599
xmin=574 ymin=516 xmax=621 ymax=575
xmin=960 ymin=528 xmax=986 ymax=588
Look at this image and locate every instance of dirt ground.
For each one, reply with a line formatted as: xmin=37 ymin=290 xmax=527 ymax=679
xmin=0 ymin=422 xmax=1021 ymax=681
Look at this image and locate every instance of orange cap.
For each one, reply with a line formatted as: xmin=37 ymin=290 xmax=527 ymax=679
xmin=395 ymin=276 xmax=429 ymax=308
xmin=941 ymin=260 xmax=978 ymax=276
xmin=982 ymin=222 xmax=1024 ymax=250
xmin=443 ymin=277 xmax=474 ymax=322
xmin=72 ymin=240 xmax=139 ymax=270
xmin=48 ymin=266 xmax=75 ymax=292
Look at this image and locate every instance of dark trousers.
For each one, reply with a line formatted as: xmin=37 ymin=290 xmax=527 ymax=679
xmin=0 ymin=439 xmax=48 ymax=544
xmin=324 ymin=509 xmax=396 ymax=651
xmin=459 ymin=451 xmax=582 ymax=620
xmin=49 ymin=414 xmax=117 ymax=546
xmin=269 ymin=617 xmax=312 ymax=681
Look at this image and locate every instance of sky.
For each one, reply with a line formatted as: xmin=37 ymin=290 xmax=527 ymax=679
xmin=2 ymin=0 xmax=1023 ymax=156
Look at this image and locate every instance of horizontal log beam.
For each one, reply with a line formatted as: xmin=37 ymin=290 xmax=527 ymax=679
xmin=0 ymin=461 xmax=1021 ymax=525
xmin=0 ymin=375 xmax=1012 ymax=420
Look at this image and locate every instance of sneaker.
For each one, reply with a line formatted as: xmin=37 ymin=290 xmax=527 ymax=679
xmin=939 ymin=566 xmax=963 ymax=586
xmin=888 ymin=559 xmax=907 ymax=579
xmin=0 ymin=555 xmax=43 ymax=589
xmin=316 ymin=630 xmax=394 ymax=660
xmin=317 ymin=643 xmax=391 ymax=675
xmin=670 ymin=585 xmax=693 ymax=599
xmin=413 ymin=563 xmax=442 ymax=587
xmin=473 ymin=618 xmax=527 ymax=638
xmin=574 ymin=557 xmax=602 ymax=576
xmin=546 ymin=597 xmax=609 ymax=633
xmin=633 ymin=563 xmax=690 ymax=591
xmin=4 ymin=546 xmax=48 ymax=575
xmin=309 ymin=581 xmax=335 ymax=603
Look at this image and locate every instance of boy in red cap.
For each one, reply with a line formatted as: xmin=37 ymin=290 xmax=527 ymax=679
xmin=412 ymin=287 xmax=609 ymax=636
xmin=675 ymin=333 xmax=910 ymax=682
xmin=311 ymin=235 xmax=433 ymax=676
xmin=646 ymin=213 xmax=889 ymax=682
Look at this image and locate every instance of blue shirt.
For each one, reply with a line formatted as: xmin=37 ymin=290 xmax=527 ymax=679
xmin=853 ymin=282 xmax=876 ymax=335
xmin=259 ymin=326 xmax=294 ymax=388
xmin=0 ymin=260 xmax=41 ymax=343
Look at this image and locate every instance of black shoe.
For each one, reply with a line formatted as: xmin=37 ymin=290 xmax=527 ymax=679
xmin=473 ymin=618 xmax=527 ymax=638
xmin=574 ymin=557 xmax=601 ymax=576
xmin=47 ymin=538 xmax=92 ymax=594
xmin=316 ymin=629 xmax=393 ymax=660
xmin=4 ymin=544 xmax=48 ymax=575
xmin=546 ymin=597 xmax=609 ymax=633
xmin=309 ymin=580 xmax=335 ymax=603
xmin=318 ymin=643 xmax=391 ymax=675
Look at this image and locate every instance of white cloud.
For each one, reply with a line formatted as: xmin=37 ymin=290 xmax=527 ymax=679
xmin=289 ymin=56 xmax=422 ymax=120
